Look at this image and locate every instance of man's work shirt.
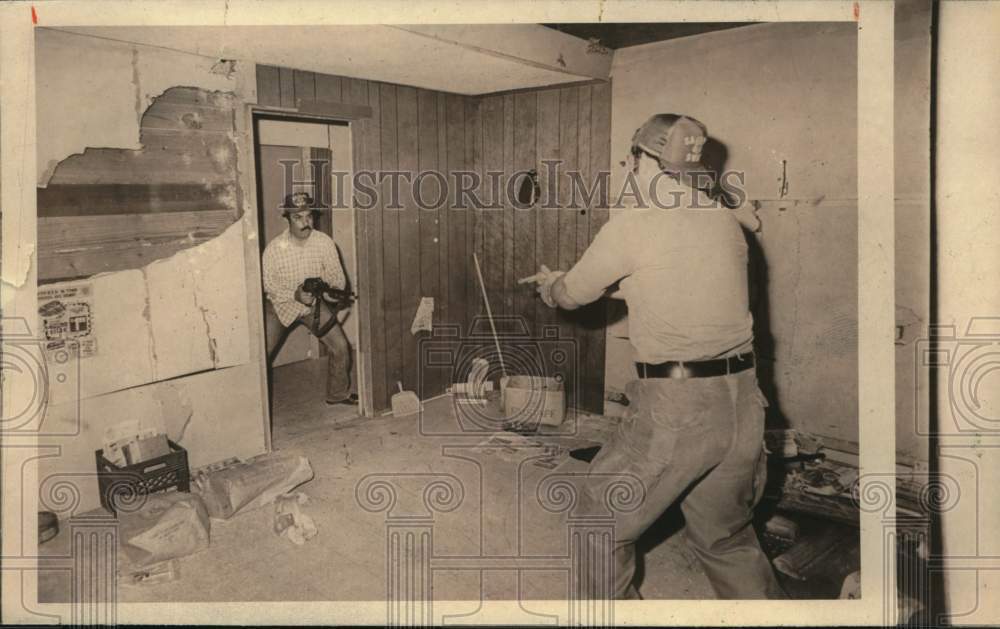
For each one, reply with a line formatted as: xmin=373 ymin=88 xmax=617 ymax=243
xmin=562 ymin=202 xmax=753 ymax=363
xmin=262 ymin=229 xmax=346 ymax=326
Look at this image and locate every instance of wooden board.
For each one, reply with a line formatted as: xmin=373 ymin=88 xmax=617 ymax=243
xmin=481 ymin=95 xmax=505 ymax=331
xmin=512 ymin=92 xmax=538 ymax=337
xmin=465 ymin=98 xmax=484 ymax=330
xmin=417 ymin=88 xmax=443 ymax=397
xmin=445 ymin=94 xmax=468 ymax=332
xmin=253 ymin=66 xmax=613 ymax=413
xmin=379 ymin=83 xmax=405 ymax=398
xmin=534 ymin=89 xmax=562 ymax=338
xmin=255 ymin=65 xmax=281 ymax=107
xmin=396 ymin=86 xmax=422 ymax=395
xmin=361 ymin=81 xmax=388 ymax=411
xmin=38 ymin=183 xmax=235 ymax=217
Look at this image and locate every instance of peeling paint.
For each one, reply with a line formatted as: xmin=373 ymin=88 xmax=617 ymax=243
xmin=210 ymin=59 xmax=237 ymax=79
xmin=36 ymin=29 xmax=237 ymax=186
xmin=139 ymin=266 xmax=159 ymax=377
xmin=192 ymin=292 xmax=220 ymax=368
xmin=0 ymin=242 xmax=35 ymax=289
xmin=131 ymin=46 xmax=142 ymax=127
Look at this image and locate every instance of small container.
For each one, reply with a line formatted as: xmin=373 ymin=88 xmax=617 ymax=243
xmin=501 ymin=375 xmax=566 ymax=427
xmin=95 ymin=440 xmax=190 ymax=515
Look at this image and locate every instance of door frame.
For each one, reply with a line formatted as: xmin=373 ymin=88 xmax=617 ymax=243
xmin=243 ymin=104 xmax=374 ymax=428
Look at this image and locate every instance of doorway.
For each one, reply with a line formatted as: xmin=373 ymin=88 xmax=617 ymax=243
xmin=252 ymin=115 xmax=364 ymax=428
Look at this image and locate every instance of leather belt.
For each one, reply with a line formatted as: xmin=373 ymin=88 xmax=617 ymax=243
xmin=636 ymin=352 xmax=754 ymax=379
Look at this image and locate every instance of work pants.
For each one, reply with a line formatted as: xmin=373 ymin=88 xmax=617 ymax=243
xmin=264 ymin=300 xmax=352 ymax=403
xmin=580 ymin=368 xmax=784 ymax=599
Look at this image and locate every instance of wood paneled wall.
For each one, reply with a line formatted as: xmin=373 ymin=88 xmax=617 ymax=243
xmin=37 ymin=87 xmax=241 ymax=282
xmin=470 ymin=85 xmax=612 ymax=413
xmin=257 ymin=66 xmax=611 ymax=413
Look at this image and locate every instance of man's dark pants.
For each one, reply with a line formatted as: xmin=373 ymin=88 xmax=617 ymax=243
xmin=581 ymin=368 xmax=783 ymax=599
xmin=263 ymin=299 xmax=352 ymax=403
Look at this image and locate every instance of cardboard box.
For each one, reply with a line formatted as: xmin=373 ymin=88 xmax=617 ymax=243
xmin=124 ymin=434 xmax=171 ymax=465
xmin=501 ymin=376 xmax=566 ymax=427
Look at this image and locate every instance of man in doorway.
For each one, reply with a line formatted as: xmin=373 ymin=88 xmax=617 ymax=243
xmin=262 ymin=191 xmax=357 ymax=406
xmin=520 ymin=114 xmax=783 ymax=599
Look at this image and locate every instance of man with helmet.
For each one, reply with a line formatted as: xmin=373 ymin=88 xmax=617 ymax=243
xmin=262 ymin=191 xmax=357 ymax=406
xmin=520 ymin=114 xmax=782 ymax=599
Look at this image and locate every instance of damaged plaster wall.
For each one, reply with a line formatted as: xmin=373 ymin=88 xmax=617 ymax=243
xmin=38 ymin=82 xmax=242 ymax=281
xmin=36 ymin=28 xmax=236 ymax=186
xmin=606 ymin=22 xmax=862 ymax=448
xmin=34 ymin=29 xmax=267 ymax=515
xmin=40 ymin=220 xmax=250 ymax=404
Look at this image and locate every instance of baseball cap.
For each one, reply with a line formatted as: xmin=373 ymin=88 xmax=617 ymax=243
xmin=280 ymin=192 xmax=315 ymax=214
xmin=631 ymin=114 xmax=711 ymax=187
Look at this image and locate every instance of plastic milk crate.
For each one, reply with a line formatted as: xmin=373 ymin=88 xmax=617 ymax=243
xmin=95 ymin=440 xmax=191 ymax=514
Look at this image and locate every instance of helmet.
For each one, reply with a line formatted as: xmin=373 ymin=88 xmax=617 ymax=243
xmin=631 ymin=113 xmax=709 ymax=177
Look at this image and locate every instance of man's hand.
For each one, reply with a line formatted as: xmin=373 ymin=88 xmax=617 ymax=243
xmin=295 ymin=285 xmax=316 ymax=306
xmin=518 ymin=264 xmax=566 ymax=308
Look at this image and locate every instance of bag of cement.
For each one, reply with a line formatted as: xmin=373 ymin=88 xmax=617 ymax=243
xmin=192 ymin=453 xmax=314 ymax=520
xmin=117 ymin=492 xmax=210 ymax=568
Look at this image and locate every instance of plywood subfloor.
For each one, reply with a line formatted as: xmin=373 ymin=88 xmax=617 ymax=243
xmin=39 ymin=361 xmax=719 ymax=604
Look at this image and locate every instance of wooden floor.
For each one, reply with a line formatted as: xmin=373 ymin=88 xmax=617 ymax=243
xmin=39 ymin=358 xmax=722 ymax=606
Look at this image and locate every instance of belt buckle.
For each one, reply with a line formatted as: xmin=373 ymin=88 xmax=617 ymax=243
xmin=667 ymin=362 xmax=687 ymax=379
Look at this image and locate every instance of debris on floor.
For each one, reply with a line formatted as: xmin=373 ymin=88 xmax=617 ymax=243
xmin=771 ymin=458 xmax=860 ymax=525
xmin=273 ymin=492 xmax=318 ymax=545
xmin=500 ymin=375 xmax=566 ymax=428
xmin=838 ymin=570 xmax=861 ymax=599
xmin=117 ymin=492 xmax=211 ymax=568
xmin=569 ymin=444 xmax=602 ymax=463
xmin=763 ymin=512 xmax=799 ymax=543
xmin=473 ymin=432 xmax=605 ymax=470
xmin=448 ymin=357 xmax=493 ymax=405
xmin=390 ymin=381 xmax=422 ymax=418
xmin=605 ymin=390 xmax=630 ymax=407
xmin=39 ymin=511 xmax=59 ymax=544
xmin=475 ymin=432 xmax=556 ymax=465
xmin=193 ymin=453 xmax=314 ymax=520
xmin=764 ymin=428 xmax=824 ymax=459
xmin=121 ymin=559 xmax=181 ymax=588
xmin=772 ymin=520 xmax=857 ymax=582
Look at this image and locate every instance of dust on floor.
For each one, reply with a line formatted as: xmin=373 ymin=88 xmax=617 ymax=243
xmin=38 ymin=358 xmax=715 ymax=603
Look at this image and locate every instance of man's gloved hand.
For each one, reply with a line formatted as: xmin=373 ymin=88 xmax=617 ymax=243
xmin=518 ymin=264 xmax=566 ymax=308
xmin=295 ymin=285 xmax=316 ymax=306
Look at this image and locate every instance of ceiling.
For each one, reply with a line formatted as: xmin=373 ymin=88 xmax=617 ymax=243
xmin=543 ymin=23 xmax=755 ymax=50
xmin=49 ymin=25 xmax=607 ymax=96
xmin=50 ymin=23 xmax=754 ymax=96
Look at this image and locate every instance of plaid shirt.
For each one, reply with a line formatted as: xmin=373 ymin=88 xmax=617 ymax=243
xmin=262 ymin=229 xmax=346 ymax=326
